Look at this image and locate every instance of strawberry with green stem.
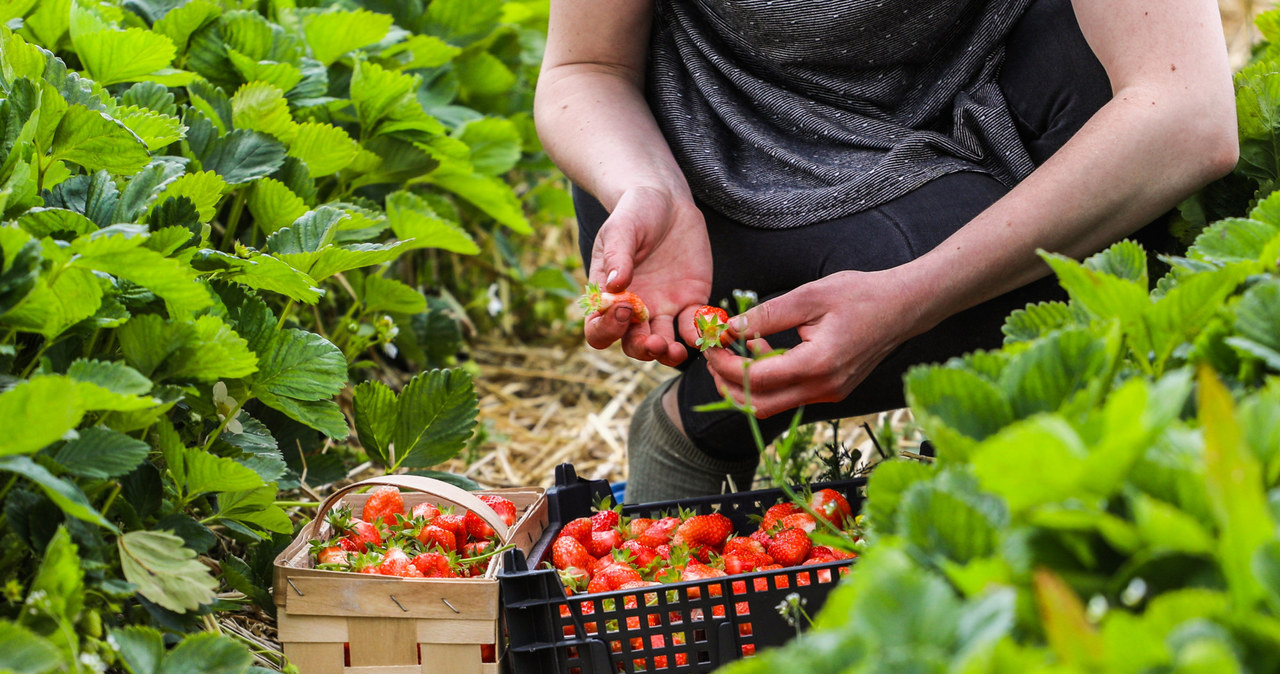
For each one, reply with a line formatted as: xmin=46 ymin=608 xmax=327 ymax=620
xmin=578 ymin=282 xmax=650 ymax=323
xmin=693 ymin=304 xmax=732 ymax=351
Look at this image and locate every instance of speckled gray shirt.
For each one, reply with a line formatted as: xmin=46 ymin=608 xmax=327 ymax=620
xmin=647 ymin=0 xmax=1036 ymax=228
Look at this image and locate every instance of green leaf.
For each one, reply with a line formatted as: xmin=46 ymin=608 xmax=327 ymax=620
xmin=226 ymin=50 xmax=304 ymax=93
xmin=0 ymin=376 xmax=82 ymax=456
xmin=264 ymin=205 xmax=342 ymax=255
xmin=0 ymin=231 xmax=40 ymax=314
xmin=1083 ymin=238 xmax=1148 ymax=283
xmin=48 ymin=105 xmax=151 ymax=174
xmin=220 ymin=555 xmax=272 ymax=614
xmin=115 ymin=105 xmax=185 ymax=151
xmin=996 ymin=327 xmax=1109 ymax=419
xmin=457 ymin=117 xmax=521 ymax=176
xmin=249 ymin=328 xmax=345 ymax=401
xmin=382 ymin=34 xmax=460 ymax=70
xmin=386 ymin=189 xmax=478 ymax=254
xmin=73 ymin=26 xmax=177 ymax=85
xmin=0 ymin=622 xmax=64 ymax=674
xmin=303 ymin=240 xmax=416 ymax=281
xmin=152 ymin=0 xmax=220 ymax=56
xmin=246 ymin=177 xmax=308 ymax=235
xmin=904 ymin=365 xmax=1014 ymax=446
xmin=1043 ymin=249 xmax=1150 ymax=324
xmin=197 ymin=129 xmax=287 ymax=185
xmin=287 ymin=121 xmax=359 ymax=177
xmin=27 ymin=526 xmax=84 ymax=629
xmin=421 ymin=166 xmax=531 ymax=233
xmin=1145 ymin=263 xmax=1249 ymax=372
xmin=1001 ymin=301 xmax=1073 ymax=344
xmin=1131 ymin=493 xmax=1215 ymax=555
xmin=71 ymin=230 xmax=212 ymax=315
xmin=191 ymin=249 xmax=323 ymax=304
xmin=181 ymin=446 xmax=265 ymax=496
xmin=53 ymin=427 xmax=151 ymax=479
xmin=149 ymin=170 xmax=226 ymax=222
xmin=863 ymin=458 xmax=934 ymax=535
xmin=350 ymin=58 xmax=443 ymax=137
xmin=388 ymin=369 xmax=477 ymax=470
xmin=110 ymin=626 xmax=164 ymax=674
xmin=118 ymin=530 xmax=218 ymax=612
xmin=213 ymin=482 xmax=293 ymax=533
xmin=1255 ymin=540 xmax=1280 ymax=616
xmin=16 ymin=208 xmax=100 ymax=237
xmin=1 ymin=258 xmax=102 ymax=339
xmin=1190 ymin=217 xmax=1280 ymax=264
xmin=300 ymin=9 xmax=393 ymax=66
xmin=361 ymin=275 xmax=427 ymax=315
xmin=166 ymin=315 xmax=259 ymax=381
xmin=423 ymin=0 xmax=502 ymax=41
xmin=1199 ymin=367 xmax=1274 ymax=608
xmin=158 ymin=634 xmax=254 ymax=674
xmin=115 ymin=159 xmax=187 ymax=222
xmin=352 ymin=379 xmax=396 ymax=465
xmin=230 ymin=81 xmax=295 ymax=142
xmin=1233 ymin=279 xmax=1280 ymax=355
xmin=0 ymin=456 xmax=115 ymax=530
xmin=971 ymin=416 xmax=1086 ymax=515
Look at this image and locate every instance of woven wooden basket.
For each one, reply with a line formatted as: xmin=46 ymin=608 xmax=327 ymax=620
xmin=273 ymin=475 xmax=548 ymax=674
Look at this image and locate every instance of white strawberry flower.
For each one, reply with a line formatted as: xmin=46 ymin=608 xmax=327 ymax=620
xmin=212 ymin=381 xmax=244 ymax=435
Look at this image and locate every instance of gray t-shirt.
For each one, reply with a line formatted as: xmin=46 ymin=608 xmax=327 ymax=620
xmin=647 ymin=0 xmax=1036 ymax=228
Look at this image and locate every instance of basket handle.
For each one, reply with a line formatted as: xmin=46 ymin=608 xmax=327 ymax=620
xmin=304 ymin=475 xmax=511 ymax=544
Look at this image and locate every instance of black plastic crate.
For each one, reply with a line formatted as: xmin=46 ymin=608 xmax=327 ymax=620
xmin=499 ymin=463 xmax=866 ymax=673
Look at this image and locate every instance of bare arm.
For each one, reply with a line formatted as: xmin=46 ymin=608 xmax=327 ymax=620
xmin=707 ymin=0 xmax=1238 ymax=417
xmin=540 ymin=0 xmax=712 ymax=366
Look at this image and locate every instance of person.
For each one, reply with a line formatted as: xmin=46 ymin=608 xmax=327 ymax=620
xmin=537 ymin=0 xmax=1238 ymax=502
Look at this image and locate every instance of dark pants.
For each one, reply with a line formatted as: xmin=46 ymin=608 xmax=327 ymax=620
xmin=575 ymin=0 xmax=1157 ymax=462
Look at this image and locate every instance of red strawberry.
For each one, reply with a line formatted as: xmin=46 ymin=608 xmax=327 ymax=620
xmin=761 ymin=503 xmax=804 ymax=531
xmin=552 ymin=536 xmax=595 ymax=572
xmin=673 ymin=513 xmax=733 ymax=550
xmin=780 ymin=512 xmax=818 ymax=534
xmin=479 ymin=494 xmax=518 ymax=526
xmin=808 ymin=488 xmax=853 ymax=527
xmin=465 ymin=510 xmax=497 ymax=541
xmin=805 ymin=545 xmax=838 ymax=563
xmin=435 ymin=512 xmax=467 ymax=542
xmin=723 ymin=537 xmax=766 ymax=558
xmin=377 ymin=546 xmax=413 ymax=576
xmin=590 ymin=501 xmax=622 ymax=532
xmin=560 ymin=517 xmax=594 ymax=544
xmin=416 ymin=524 xmax=457 ymax=552
xmin=637 ymin=516 xmax=681 ymax=548
xmin=767 ymin=528 xmax=812 ymax=567
xmin=343 ymin=520 xmax=382 ymax=552
xmin=680 ymin=559 xmax=726 ymax=599
xmin=314 ymin=544 xmax=349 ymax=568
xmin=749 ymin=528 xmax=773 ymax=549
xmin=693 ymin=305 xmax=731 ymax=351
xmin=412 ymin=551 xmax=456 ymax=578
xmin=620 ymin=540 xmax=659 ymax=571
xmin=597 ymin=563 xmax=642 ymax=591
xmin=587 ymin=529 xmax=623 ymax=558
xmin=411 ymin=501 xmax=441 ymax=522
xmin=624 ymin=517 xmax=655 ymax=539
xmin=361 ymin=486 xmax=404 ymax=525
xmin=579 ymin=282 xmax=650 ymax=323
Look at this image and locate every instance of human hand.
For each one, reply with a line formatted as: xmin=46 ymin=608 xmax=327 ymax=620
xmin=702 ymin=270 xmax=929 ymax=418
xmin=582 ymin=186 xmax=712 ymax=367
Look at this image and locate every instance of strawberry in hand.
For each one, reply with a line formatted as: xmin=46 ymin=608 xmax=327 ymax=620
xmin=693 ymin=304 xmax=732 ymax=351
xmin=578 ymin=282 xmax=650 ymax=324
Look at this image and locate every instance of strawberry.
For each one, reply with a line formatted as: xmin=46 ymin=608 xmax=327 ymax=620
xmin=620 ymin=540 xmax=659 ymax=571
xmin=578 ymin=282 xmax=649 ymax=323
xmin=767 ymin=528 xmax=812 ymax=567
xmin=411 ymin=501 xmax=441 ymax=522
xmin=343 ymin=520 xmax=382 ymax=552
xmin=479 ymin=494 xmax=518 ymax=526
xmin=805 ymin=545 xmax=838 ymax=563
xmin=693 ymin=305 xmax=731 ymax=351
xmin=411 ymin=551 xmax=456 ymax=578
xmin=761 ymin=503 xmax=804 ymax=531
xmin=637 ymin=516 xmax=681 ymax=548
xmin=596 ymin=562 xmax=642 ymax=591
xmin=312 ymin=542 xmax=350 ymax=568
xmin=552 ymin=535 xmax=595 ymax=571
xmin=465 ymin=510 xmax=497 ymax=540
xmin=377 ymin=546 xmax=413 ymax=577
xmin=416 ymin=524 xmax=457 ymax=553
xmin=590 ymin=498 xmax=622 ymax=532
xmin=680 ymin=559 xmax=726 ymax=599
xmin=722 ymin=537 xmax=767 ymax=558
xmin=587 ymin=529 xmax=623 ymax=558
xmin=434 ymin=511 xmax=468 ymax=542
xmin=748 ymin=528 xmax=773 ymax=549
xmin=673 ymin=513 xmax=733 ymax=550
xmin=560 ymin=517 xmax=594 ymax=544
xmin=808 ymin=488 xmax=853 ymax=527
xmin=624 ymin=517 xmax=654 ymax=539
xmin=780 ymin=512 xmax=818 ymax=534
xmin=361 ymin=486 xmax=404 ymax=525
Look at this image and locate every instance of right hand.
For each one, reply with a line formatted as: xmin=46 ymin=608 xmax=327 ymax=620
xmin=584 ymin=186 xmax=712 ymax=367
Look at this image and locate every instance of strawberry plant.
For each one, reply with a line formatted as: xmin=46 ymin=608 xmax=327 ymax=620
xmin=0 ymin=0 xmax=561 ymax=669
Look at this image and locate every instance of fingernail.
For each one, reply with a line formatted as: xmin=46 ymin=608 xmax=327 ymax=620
xmin=728 ymin=317 xmax=744 ymax=332
xmin=614 ymin=305 xmax=632 ymax=323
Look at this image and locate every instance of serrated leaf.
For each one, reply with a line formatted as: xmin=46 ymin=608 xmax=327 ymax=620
xmin=166 ymin=315 xmax=259 ymax=381
xmin=250 ymin=328 xmax=345 ymax=401
xmin=424 ymin=0 xmax=502 ymax=41
xmin=28 ymin=525 xmax=84 ymax=628
xmin=996 ymin=327 xmax=1109 ymax=419
xmin=863 ymin=458 xmax=933 ymax=535
xmin=230 ymin=81 xmax=295 ymax=143
xmin=388 ymin=369 xmax=477 ymax=470
xmin=246 ymin=177 xmax=307 ymax=235
xmin=0 ymin=455 xmax=115 ymax=530
xmin=1234 ymin=278 xmax=1280 ymax=354
xmin=352 ymin=379 xmax=396 ymax=465
xmin=115 ymin=105 xmax=185 ymax=151
xmin=971 ymin=416 xmax=1086 ymax=515
xmin=67 ymin=357 xmax=151 ymax=395
xmin=1190 ymin=217 xmax=1280 ymax=264
xmin=386 ymin=189 xmax=478 ymax=254
xmin=213 ymin=482 xmax=293 ymax=533
xmin=181 ymin=446 xmax=265 ymax=495
xmin=1132 ymin=492 xmax=1215 ymax=555
xmin=1001 ymin=300 xmax=1072 ymax=344
xmin=74 ymin=26 xmax=177 ymax=85
xmin=1043 ymin=250 xmax=1150 ymax=323
xmin=157 ymin=633 xmax=255 ymax=674
xmin=350 ymin=58 xmax=443 ymax=137
xmin=72 ymin=230 xmax=212 ymax=314
xmin=0 ymin=231 xmax=40 ymax=314
xmin=421 ymin=166 xmax=530 ymax=233
xmin=383 ymin=34 xmax=460 ymax=70
xmin=148 ymin=170 xmax=226 ymax=222
xmin=456 ymin=116 xmax=520 ymax=176
xmin=198 ymin=128 xmax=287 ymax=185
xmin=255 ymin=391 xmax=348 ymax=438
xmin=226 ymin=49 xmax=304 ymax=93
xmin=287 ymin=121 xmax=358 ymax=177
xmin=16 ymin=208 xmax=99 ymax=237
xmin=362 ymin=275 xmax=427 ymax=315
xmin=118 ymin=530 xmax=218 ymax=612
xmin=115 ymin=159 xmax=187 ymax=222
xmin=303 ymin=240 xmax=415 ymax=281
xmin=904 ymin=365 xmax=1014 ymax=445
xmin=1145 ymin=263 xmax=1249 ymax=372
xmin=191 ymin=249 xmax=322 ymax=303
xmin=53 ymin=426 xmax=151 ymax=479
xmin=152 ymin=0 xmax=219 ymax=56
xmin=301 ymin=9 xmax=393 ymax=66
xmin=48 ymin=104 xmax=151 ymax=174
xmin=264 ymin=205 xmax=343 ymax=255
xmin=1 ymin=259 xmax=102 ymax=339
xmin=110 ymin=626 xmax=164 ymax=674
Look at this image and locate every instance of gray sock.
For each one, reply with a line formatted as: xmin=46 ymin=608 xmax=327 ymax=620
xmin=625 ymin=376 xmax=760 ymax=503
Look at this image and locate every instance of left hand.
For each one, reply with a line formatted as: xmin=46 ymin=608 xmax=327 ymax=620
xmin=702 ymin=269 xmax=929 ymax=419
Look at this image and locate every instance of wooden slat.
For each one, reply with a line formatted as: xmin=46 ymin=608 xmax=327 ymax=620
xmin=279 ymin=576 xmax=499 ymax=619
xmin=419 ymin=643 xmax=483 ymax=674
xmin=277 ymin=613 xmax=347 ymax=642
xmin=283 ymin=642 xmax=345 ymax=674
xmin=348 ymin=617 xmax=418 ymax=666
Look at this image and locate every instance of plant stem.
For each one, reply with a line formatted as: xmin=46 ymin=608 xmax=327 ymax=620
xmin=274 ymin=501 xmax=321 ymax=508
xmin=220 ymin=191 xmax=248 ymax=250
xmin=276 ymin=300 xmax=296 ymax=329
xmin=201 ymin=396 xmax=249 ymax=453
